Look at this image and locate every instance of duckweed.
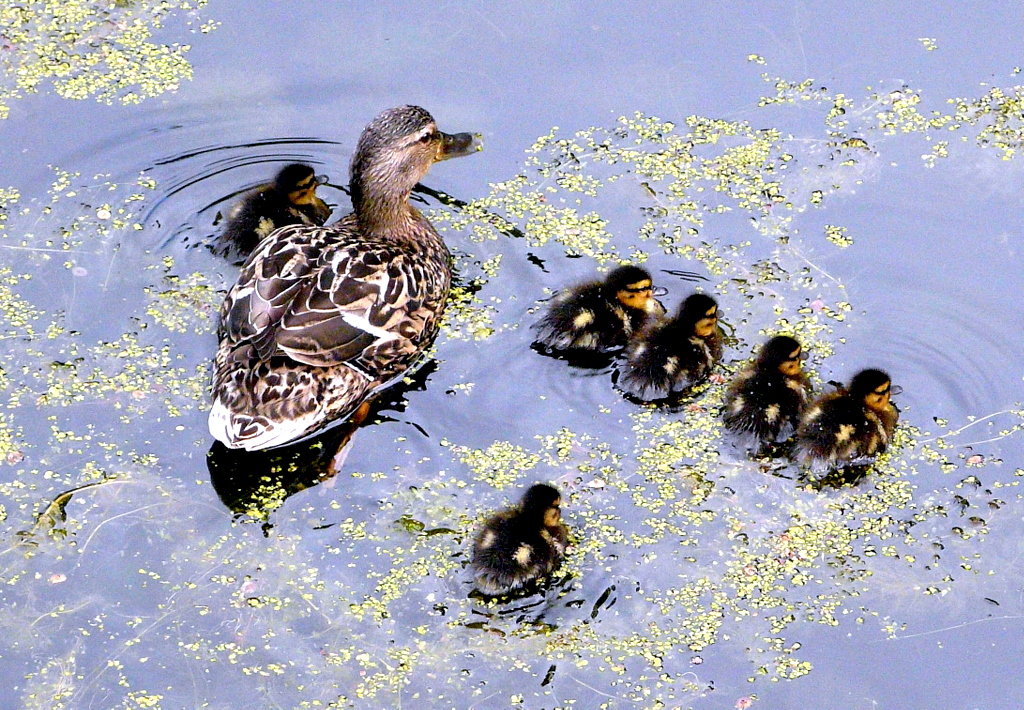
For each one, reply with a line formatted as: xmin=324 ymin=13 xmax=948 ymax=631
xmin=0 ymin=0 xmax=215 ymax=118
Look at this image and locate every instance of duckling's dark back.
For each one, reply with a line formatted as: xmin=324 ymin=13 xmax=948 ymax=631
xmin=724 ymin=367 xmax=808 ymax=442
xmin=617 ymin=320 xmax=721 ymax=401
xmin=533 ymin=282 xmax=634 ymax=352
xmin=472 ymin=507 xmax=567 ymax=596
xmin=797 ymin=390 xmax=896 ymax=463
xmin=218 ymin=165 xmax=331 ymax=260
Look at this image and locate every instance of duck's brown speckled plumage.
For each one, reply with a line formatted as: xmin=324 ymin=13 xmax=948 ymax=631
xmin=209 ymin=106 xmax=478 ymax=450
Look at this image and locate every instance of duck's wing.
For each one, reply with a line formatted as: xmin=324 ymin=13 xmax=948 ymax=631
xmin=219 ymin=223 xmax=327 ymax=353
xmin=219 ymin=220 xmax=439 ymax=375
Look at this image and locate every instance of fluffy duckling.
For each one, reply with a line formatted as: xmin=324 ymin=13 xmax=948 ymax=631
xmin=472 ymin=483 xmax=569 ymax=596
xmin=796 ymin=368 xmax=899 ymax=465
xmin=209 ymin=107 xmax=480 ymax=450
xmin=723 ymin=335 xmax=810 ymax=445
xmin=532 ymin=265 xmax=665 ymax=355
xmin=219 ymin=163 xmax=332 ymax=257
xmin=616 ymin=293 xmax=723 ymax=402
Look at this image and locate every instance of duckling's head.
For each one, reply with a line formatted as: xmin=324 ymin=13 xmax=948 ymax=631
xmin=273 ymin=163 xmax=321 ymax=207
xmin=677 ymin=293 xmax=720 ymax=338
xmin=848 ymin=368 xmax=894 ymax=411
xmin=605 ymin=265 xmax=657 ymax=313
xmin=349 ymin=106 xmax=479 ymax=211
xmin=758 ymin=335 xmax=804 ymax=377
xmin=520 ymin=483 xmax=563 ymax=528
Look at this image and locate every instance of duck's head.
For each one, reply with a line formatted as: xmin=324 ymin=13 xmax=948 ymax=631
xmin=605 ymin=265 xmax=659 ymax=313
xmin=349 ymin=105 xmax=480 ymax=211
xmin=677 ymin=293 xmax=720 ymax=338
xmin=849 ymin=368 xmax=897 ymax=411
xmin=273 ymin=163 xmax=323 ymax=207
xmin=520 ymin=483 xmax=563 ymax=528
xmin=758 ymin=335 xmax=804 ymax=377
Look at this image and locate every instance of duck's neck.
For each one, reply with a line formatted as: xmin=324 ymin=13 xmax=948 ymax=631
xmin=350 ymin=173 xmax=419 ymax=236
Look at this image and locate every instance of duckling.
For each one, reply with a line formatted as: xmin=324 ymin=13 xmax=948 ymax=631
xmin=472 ymin=483 xmax=569 ymax=596
xmin=723 ymin=335 xmax=810 ymax=445
xmin=616 ymin=293 xmax=723 ymax=402
xmin=209 ymin=106 xmax=480 ymax=450
xmin=795 ymin=368 xmax=899 ymax=465
xmin=532 ymin=265 xmax=665 ymax=356
xmin=219 ymin=163 xmax=332 ymax=257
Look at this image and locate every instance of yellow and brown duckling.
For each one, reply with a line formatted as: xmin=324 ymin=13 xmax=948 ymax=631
xmin=209 ymin=106 xmax=481 ymax=450
xmin=219 ymin=163 xmax=332 ymax=257
xmin=723 ymin=335 xmax=810 ymax=445
xmin=616 ymin=293 xmax=723 ymax=402
xmin=472 ymin=483 xmax=569 ymax=596
xmin=795 ymin=368 xmax=900 ymax=466
xmin=532 ymin=265 xmax=665 ymax=356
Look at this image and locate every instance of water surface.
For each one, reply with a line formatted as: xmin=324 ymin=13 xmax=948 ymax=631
xmin=1 ymin=2 xmax=1023 ymax=708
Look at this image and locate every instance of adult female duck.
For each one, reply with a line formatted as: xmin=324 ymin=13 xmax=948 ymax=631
xmin=209 ymin=106 xmax=480 ymax=450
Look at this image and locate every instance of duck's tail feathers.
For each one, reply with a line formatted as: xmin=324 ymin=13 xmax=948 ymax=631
xmin=208 ymin=398 xmax=326 ymax=451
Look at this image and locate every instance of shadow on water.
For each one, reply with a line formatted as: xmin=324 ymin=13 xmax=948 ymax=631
xmin=207 ymin=360 xmax=439 ymax=525
xmin=464 ymin=573 xmax=580 ymax=633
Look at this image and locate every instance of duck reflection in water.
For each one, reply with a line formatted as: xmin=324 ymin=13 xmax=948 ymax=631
xmin=207 ymin=361 xmax=436 ymax=525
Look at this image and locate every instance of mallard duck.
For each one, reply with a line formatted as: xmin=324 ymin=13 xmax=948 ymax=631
xmin=532 ymin=265 xmax=665 ymax=355
xmin=723 ymin=335 xmax=810 ymax=445
xmin=209 ymin=106 xmax=481 ymax=450
xmin=219 ymin=163 xmax=332 ymax=257
xmin=472 ymin=483 xmax=568 ymax=596
xmin=795 ymin=368 xmax=900 ymax=465
xmin=615 ymin=293 xmax=723 ymax=401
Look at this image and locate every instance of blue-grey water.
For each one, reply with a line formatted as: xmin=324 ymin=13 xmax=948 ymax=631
xmin=1 ymin=2 xmax=1023 ymax=708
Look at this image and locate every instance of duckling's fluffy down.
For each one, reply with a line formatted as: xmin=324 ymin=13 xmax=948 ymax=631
xmin=533 ymin=283 xmax=644 ymax=353
xmin=723 ymin=366 xmax=809 ymax=443
xmin=472 ymin=509 xmax=568 ymax=596
xmin=795 ymin=390 xmax=898 ymax=464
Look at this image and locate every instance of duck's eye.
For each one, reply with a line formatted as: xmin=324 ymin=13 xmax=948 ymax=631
xmin=418 ymin=132 xmax=434 ymax=144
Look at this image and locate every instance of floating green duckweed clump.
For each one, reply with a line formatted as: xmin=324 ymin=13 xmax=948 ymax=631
xmin=0 ymin=0 xmax=217 ymax=119
xmin=142 ymin=260 xmax=220 ymax=334
xmin=2 ymin=51 xmax=1024 ymax=708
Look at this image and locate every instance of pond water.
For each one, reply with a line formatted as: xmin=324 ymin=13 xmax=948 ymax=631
xmin=1 ymin=2 xmax=1023 ymax=708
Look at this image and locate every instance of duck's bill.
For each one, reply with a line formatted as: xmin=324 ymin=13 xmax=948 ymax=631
xmin=437 ymin=131 xmax=482 ymax=160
